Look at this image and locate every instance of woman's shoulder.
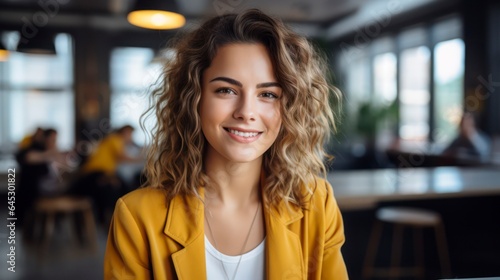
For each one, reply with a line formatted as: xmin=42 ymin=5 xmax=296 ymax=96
xmin=118 ymin=187 xmax=169 ymax=214
xmin=305 ymin=176 xmax=334 ymax=202
xmin=300 ymin=176 xmax=338 ymax=216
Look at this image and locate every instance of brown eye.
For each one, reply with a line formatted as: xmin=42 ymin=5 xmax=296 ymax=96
xmin=260 ymin=92 xmax=278 ymax=99
xmin=215 ymin=88 xmax=237 ymax=95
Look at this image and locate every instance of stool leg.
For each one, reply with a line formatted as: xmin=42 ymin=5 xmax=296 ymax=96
xmin=413 ymin=227 xmax=425 ymax=280
xmin=363 ymin=220 xmax=383 ymax=279
xmin=83 ymin=208 xmax=98 ymax=253
xmin=42 ymin=212 xmax=55 ymax=249
xmin=389 ymin=224 xmax=403 ymax=280
xmin=67 ymin=212 xmax=80 ymax=248
xmin=435 ymin=223 xmax=451 ymax=277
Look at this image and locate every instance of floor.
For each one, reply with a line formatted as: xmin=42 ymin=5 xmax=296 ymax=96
xmin=0 ymin=204 xmax=106 ymax=280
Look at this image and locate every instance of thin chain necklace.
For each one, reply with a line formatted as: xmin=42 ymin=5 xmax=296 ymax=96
xmin=204 ymin=200 xmax=261 ymax=280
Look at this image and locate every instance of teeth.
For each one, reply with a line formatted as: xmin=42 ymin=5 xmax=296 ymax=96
xmin=229 ymin=129 xmax=259 ymax=138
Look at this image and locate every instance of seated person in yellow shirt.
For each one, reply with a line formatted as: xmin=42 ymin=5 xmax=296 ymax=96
xmin=18 ymin=127 xmax=44 ymax=150
xmin=71 ymin=125 xmax=142 ymax=223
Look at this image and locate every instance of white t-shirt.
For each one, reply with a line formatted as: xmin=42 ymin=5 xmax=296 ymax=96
xmin=205 ymin=235 xmax=265 ymax=280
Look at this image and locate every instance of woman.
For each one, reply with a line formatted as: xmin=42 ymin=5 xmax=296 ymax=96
xmin=104 ymin=9 xmax=347 ymax=280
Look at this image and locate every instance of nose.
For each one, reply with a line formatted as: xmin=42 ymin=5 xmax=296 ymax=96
xmin=233 ymin=93 xmax=256 ymax=121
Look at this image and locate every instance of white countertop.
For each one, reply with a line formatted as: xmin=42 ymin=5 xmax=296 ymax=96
xmin=328 ymin=166 xmax=500 ymax=210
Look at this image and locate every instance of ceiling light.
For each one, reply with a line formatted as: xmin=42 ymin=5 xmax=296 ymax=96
xmin=16 ymin=32 xmax=56 ymax=55
xmin=127 ymin=1 xmax=185 ymax=30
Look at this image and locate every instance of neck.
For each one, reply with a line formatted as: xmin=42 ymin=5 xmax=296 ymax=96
xmin=204 ymin=152 xmax=262 ymax=209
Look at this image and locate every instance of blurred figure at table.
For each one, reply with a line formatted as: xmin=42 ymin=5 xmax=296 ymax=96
xmin=16 ymin=128 xmax=63 ymax=232
xmin=18 ymin=127 xmax=44 ymax=150
xmin=442 ymin=112 xmax=491 ymax=163
xmin=70 ymin=125 xmax=143 ymax=224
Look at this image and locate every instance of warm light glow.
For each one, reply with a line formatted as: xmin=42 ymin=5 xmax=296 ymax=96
xmin=128 ymin=10 xmax=185 ymax=30
xmin=0 ymin=49 xmax=9 ymax=61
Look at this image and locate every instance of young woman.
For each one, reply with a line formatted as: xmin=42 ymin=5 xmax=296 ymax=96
xmin=104 ymin=9 xmax=348 ymax=280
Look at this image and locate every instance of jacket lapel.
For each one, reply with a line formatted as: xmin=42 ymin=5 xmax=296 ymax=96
xmin=164 ymin=188 xmax=207 ymax=280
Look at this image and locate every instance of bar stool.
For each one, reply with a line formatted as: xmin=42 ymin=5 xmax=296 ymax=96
xmin=362 ymin=207 xmax=451 ymax=279
xmin=33 ymin=195 xmax=98 ymax=252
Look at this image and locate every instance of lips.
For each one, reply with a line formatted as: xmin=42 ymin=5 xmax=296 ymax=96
xmin=223 ymin=127 xmax=263 ymax=140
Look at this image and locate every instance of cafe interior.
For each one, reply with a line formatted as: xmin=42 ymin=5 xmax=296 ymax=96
xmin=0 ymin=0 xmax=499 ymax=279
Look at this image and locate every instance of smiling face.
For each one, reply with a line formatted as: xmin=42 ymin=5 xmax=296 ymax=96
xmin=200 ymin=43 xmax=282 ymax=165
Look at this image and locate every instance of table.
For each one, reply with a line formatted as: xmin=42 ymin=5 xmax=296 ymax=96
xmin=328 ymin=167 xmax=500 ymax=210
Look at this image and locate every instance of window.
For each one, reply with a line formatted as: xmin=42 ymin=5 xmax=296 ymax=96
xmin=399 ymin=46 xmax=431 ymax=141
xmin=433 ymin=38 xmax=465 ymax=144
xmin=338 ymin=15 xmax=464 ymax=146
xmin=373 ymin=52 xmax=397 ymax=105
xmin=0 ymin=33 xmax=74 ymax=152
xmin=110 ymin=47 xmax=162 ymax=146
xmin=338 ymin=46 xmax=370 ymax=139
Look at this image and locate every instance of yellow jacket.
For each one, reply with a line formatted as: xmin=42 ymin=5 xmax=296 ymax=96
xmin=104 ymin=178 xmax=348 ymax=279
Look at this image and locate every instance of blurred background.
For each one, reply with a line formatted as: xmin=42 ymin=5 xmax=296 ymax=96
xmin=0 ymin=0 xmax=499 ymax=279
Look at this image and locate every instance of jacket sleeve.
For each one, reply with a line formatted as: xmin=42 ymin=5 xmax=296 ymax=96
xmin=322 ymin=183 xmax=349 ymax=279
xmin=104 ymin=198 xmax=151 ymax=280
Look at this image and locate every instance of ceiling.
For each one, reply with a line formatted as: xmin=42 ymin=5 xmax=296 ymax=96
xmin=0 ymin=0 xmax=456 ymax=38
xmin=0 ymin=0 xmax=363 ymax=21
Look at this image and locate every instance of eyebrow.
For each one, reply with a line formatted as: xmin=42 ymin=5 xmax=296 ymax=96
xmin=209 ymin=77 xmax=281 ymax=89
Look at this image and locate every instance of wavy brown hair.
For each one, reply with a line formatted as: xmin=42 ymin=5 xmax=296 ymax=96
xmin=142 ymin=9 xmax=340 ymax=209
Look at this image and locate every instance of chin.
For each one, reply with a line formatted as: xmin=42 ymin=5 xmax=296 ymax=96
xmin=222 ymin=150 xmax=263 ymax=164
xmin=226 ymin=155 xmax=261 ymax=164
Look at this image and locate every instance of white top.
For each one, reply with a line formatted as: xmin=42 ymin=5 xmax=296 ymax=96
xmin=205 ymin=235 xmax=266 ymax=280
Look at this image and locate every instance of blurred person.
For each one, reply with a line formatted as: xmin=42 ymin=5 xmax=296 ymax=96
xmin=18 ymin=126 xmax=44 ymax=150
xmin=70 ymin=125 xmax=143 ymax=224
xmin=16 ymin=128 xmax=61 ymax=233
xmin=442 ymin=112 xmax=491 ymax=163
xmin=104 ymin=10 xmax=347 ymax=280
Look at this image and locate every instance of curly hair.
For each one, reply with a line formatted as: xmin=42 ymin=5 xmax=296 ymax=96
xmin=142 ymin=9 xmax=340 ymax=209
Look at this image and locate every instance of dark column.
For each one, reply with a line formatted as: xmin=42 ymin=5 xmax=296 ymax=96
xmin=73 ymin=28 xmax=113 ymax=162
xmin=486 ymin=0 xmax=500 ymax=134
xmin=462 ymin=0 xmax=499 ymax=135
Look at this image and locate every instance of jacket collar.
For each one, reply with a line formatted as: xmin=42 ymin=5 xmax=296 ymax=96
xmin=163 ymin=173 xmax=305 ymax=279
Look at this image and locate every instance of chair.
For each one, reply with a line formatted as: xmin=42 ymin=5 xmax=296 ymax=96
xmin=33 ymin=195 xmax=98 ymax=251
xmin=362 ymin=207 xmax=451 ymax=279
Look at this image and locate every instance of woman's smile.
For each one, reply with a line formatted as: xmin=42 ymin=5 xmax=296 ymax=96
xmin=224 ymin=128 xmax=262 ymax=143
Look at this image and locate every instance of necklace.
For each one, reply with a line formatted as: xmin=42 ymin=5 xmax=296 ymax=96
xmin=204 ymin=200 xmax=261 ymax=280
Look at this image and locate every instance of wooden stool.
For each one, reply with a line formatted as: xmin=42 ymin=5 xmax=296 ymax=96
xmin=34 ymin=196 xmax=98 ymax=251
xmin=362 ymin=207 xmax=451 ymax=279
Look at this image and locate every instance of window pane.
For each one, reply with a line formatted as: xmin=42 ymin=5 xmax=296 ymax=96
xmin=7 ymin=34 xmax=73 ymax=89
xmin=346 ymin=56 xmax=370 ymax=104
xmin=8 ymin=90 xmax=74 ymax=150
xmin=373 ymin=52 xmax=397 ymax=105
xmin=110 ymin=47 xmax=161 ymax=146
xmin=433 ymin=38 xmax=464 ymax=143
xmin=111 ymin=47 xmax=155 ymax=91
xmin=399 ymin=46 xmax=431 ymax=140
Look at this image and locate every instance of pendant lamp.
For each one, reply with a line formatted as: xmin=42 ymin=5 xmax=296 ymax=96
xmin=127 ymin=0 xmax=185 ymax=30
xmin=16 ymin=31 xmax=56 ymax=55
